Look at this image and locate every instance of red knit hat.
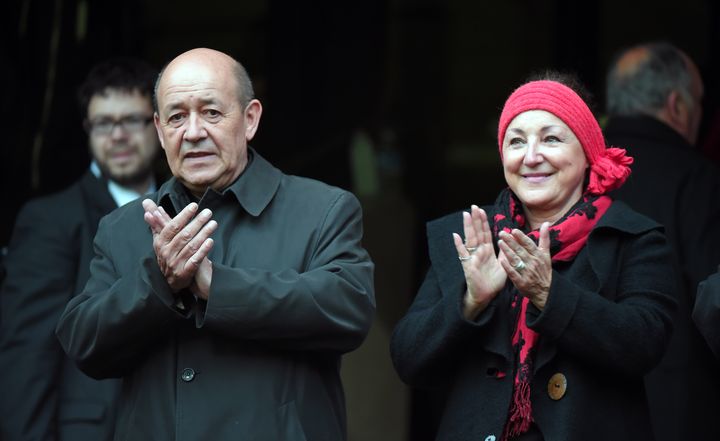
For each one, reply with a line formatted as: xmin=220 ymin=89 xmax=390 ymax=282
xmin=497 ymin=80 xmax=633 ymax=195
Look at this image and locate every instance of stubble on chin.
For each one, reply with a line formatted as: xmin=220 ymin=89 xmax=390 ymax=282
xmin=99 ymin=159 xmax=155 ymax=186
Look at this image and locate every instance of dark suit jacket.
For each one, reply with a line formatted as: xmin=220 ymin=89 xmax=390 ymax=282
xmin=0 ymin=171 xmax=121 ymax=440
xmin=694 ymin=272 xmax=720 ymax=359
xmin=391 ymin=201 xmax=676 ymax=441
xmin=607 ymin=116 xmax=720 ymax=441
xmin=56 ymin=151 xmax=375 ymax=441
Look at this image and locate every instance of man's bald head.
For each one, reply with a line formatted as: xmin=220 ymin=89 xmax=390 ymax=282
xmin=152 ymin=47 xmax=263 ymax=196
xmin=611 ymin=46 xmax=651 ymax=79
xmin=606 ymin=42 xmax=704 ymax=144
xmin=153 ymin=48 xmax=254 ymax=112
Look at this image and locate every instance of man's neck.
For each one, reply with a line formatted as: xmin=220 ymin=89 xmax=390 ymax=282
xmin=654 ymin=110 xmax=693 ymax=145
xmin=122 ymin=178 xmax=153 ymax=195
xmin=107 ymin=176 xmax=156 ymax=207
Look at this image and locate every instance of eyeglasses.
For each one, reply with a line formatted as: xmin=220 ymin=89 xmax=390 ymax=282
xmin=86 ymin=114 xmax=153 ymax=135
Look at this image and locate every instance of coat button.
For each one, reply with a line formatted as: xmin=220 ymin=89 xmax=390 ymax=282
xmin=181 ymin=368 xmax=196 ymax=382
xmin=547 ymin=372 xmax=567 ymax=400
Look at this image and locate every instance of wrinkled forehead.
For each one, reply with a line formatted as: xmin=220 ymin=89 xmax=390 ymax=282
xmin=157 ymin=57 xmax=236 ymax=104
xmin=159 ymin=60 xmax=215 ymax=91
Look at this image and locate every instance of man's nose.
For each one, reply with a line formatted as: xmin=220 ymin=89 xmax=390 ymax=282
xmin=184 ymin=113 xmax=207 ymax=142
xmin=109 ymin=123 xmax=129 ymax=140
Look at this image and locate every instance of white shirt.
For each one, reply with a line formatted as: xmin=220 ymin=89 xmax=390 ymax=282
xmin=90 ymin=161 xmax=156 ymax=207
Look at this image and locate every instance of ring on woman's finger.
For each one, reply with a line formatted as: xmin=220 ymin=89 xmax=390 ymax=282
xmin=465 ymin=246 xmax=478 ymax=253
xmin=458 ymin=255 xmax=472 ymax=261
xmin=514 ymin=260 xmax=526 ymax=271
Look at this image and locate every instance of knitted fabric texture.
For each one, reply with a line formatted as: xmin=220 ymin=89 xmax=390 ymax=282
xmin=497 ymin=80 xmax=633 ymax=195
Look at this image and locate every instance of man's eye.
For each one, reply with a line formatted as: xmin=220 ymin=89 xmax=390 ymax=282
xmin=94 ymin=120 xmax=113 ymax=130
xmin=204 ymin=109 xmax=221 ymax=118
xmin=124 ymin=115 xmax=146 ymax=124
xmin=168 ymin=113 xmax=185 ymax=123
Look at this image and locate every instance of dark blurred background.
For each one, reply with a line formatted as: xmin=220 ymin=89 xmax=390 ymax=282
xmin=2 ymin=1 xmax=720 ymax=440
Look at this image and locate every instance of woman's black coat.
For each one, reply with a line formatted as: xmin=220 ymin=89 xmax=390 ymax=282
xmin=391 ymin=200 xmax=676 ymax=441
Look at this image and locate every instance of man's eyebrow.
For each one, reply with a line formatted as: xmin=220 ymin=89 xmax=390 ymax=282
xmin=163 ymin=97 xmax=220 ymax=112
xmin=162 ymin=101 xmax=183 ymax=113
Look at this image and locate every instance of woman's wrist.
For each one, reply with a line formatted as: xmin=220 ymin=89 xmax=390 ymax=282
xmin=463 ymin=290 xmax=490 ymax=321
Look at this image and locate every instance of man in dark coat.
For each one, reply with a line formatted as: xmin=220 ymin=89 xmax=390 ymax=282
xmin=694 ymin=272 xmax=720 ymax=360
xmin=0 ymin=58 xmax=161 ymax=440
xmin=55 ymin=48 xmax=375 ymax=441
xmin=605 ymin=41 xmax=720 ymax=441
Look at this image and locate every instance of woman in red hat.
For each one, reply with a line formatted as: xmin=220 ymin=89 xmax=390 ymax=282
xmin=391 ymin=73 xmax=676 ymax=441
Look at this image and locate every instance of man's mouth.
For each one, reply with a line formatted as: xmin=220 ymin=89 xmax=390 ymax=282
xmin=109 ymin=149 xmax=136 ymax=162
xmin=185 ymin=151 xmax=213 ymax=159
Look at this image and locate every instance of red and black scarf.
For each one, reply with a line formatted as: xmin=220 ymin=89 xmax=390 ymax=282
xmin=491 ymin=188 xmax=611 ymax=439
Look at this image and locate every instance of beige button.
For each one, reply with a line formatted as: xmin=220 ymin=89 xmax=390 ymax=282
xmin=547 ymin=373 xmax=567 ymax=400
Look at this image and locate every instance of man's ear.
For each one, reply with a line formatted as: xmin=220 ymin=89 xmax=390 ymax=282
xmin=667 ymin=90 xmax=689 ymax=128
xmin=243 ymin=99 xmax=263 ymax=141
xmin=153 ymin=113 xmax=166 ymax=150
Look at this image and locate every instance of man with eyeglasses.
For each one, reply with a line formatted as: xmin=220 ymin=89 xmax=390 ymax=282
xmin=0 ymin=57 xmax=161 ymax=440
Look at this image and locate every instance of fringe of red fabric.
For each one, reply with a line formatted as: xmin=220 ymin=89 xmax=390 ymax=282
xmin=505 ymin=377 xmax=532 ymax=438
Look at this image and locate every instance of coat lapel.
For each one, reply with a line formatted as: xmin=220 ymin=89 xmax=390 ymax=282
xmin=78 ymin=171 xmax=117 ymax=237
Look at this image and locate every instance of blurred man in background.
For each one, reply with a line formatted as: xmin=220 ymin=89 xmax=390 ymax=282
xmin=606 ymin=41 xmax=720 ymax=441
xmin=0 ymin=57 xmax=161 ymax=440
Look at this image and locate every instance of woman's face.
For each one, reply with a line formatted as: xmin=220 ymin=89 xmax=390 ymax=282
xmin=502 ymin=110 xmax=589 ymax=222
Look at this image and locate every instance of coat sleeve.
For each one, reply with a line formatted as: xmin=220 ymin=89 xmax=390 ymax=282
xmin=692 ymin=272 xmax=720 ymax=360
xmin=55 ymin=213 xmax=188 ymax=380
xmin=526 ymin=228 xmax=677 ymax=376
xmin=199 ymin=192 xmax=375 ymax=354
xmin=389 ymin=265 xmax=493 ymax=388
xmin=676 ymin=163 xmax=720 ymax=294
xmin=390 ymin=212 xmax=510 ymax=389
xmin=0 ymin=200 xmax=78 ymax=440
